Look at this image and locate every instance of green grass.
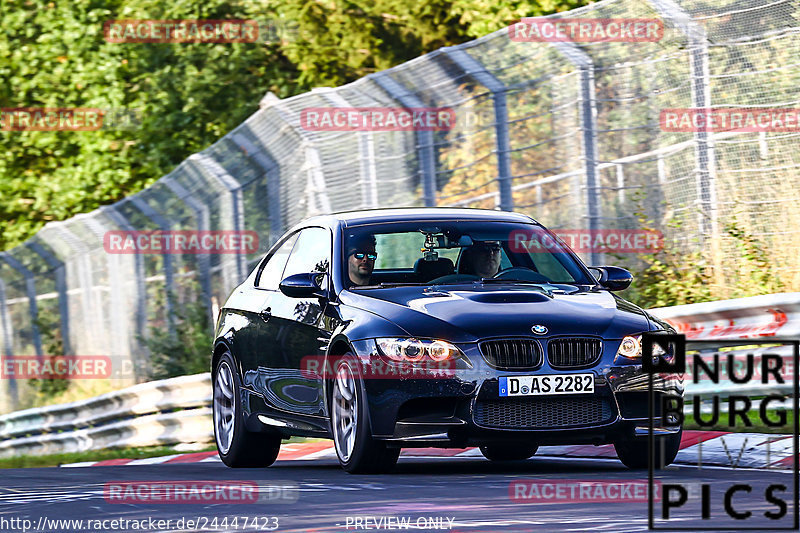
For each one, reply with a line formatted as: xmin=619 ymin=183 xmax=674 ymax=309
xmin=683 ymin=408 xmax=794 ymax=434
xmin=0 ymin=445 xmax=216 ymax=469
xmin=0 ymin=436 xmax=318 ymax=469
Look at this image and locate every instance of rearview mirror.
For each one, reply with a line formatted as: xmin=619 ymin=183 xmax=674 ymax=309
xmin=279 ymin=272 xmax=326 ymax=298
xmin=589 ymin=266 xmax=633 ymax=291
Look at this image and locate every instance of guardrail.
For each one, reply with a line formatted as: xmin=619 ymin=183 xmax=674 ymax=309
xmin=0 ymin=294 xmax=798 ymax=458
xmin=649 ymin=293 xmax=800 ymax=340
xmin=650 ymin=294 xmax=799 ymax=416
xmin=0 ymin=373 xmax=212 ymax=459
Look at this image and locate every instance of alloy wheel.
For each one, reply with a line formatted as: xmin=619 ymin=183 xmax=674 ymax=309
xmin=214 ymin=361 xmax=236 ymax=455
xmin=333 ymin=362 xmax=358 ymax=462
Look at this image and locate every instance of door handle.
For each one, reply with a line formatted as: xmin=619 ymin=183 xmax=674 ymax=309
xmin=259 ymin=307 xmax=272 ymax=322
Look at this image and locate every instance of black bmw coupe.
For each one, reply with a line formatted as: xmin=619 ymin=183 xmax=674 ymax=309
xmin=212 ymin=208 xmax=682 ymax=473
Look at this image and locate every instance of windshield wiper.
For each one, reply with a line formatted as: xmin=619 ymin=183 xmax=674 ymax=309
xmin=351 ymin=282 xmax=428 ymax=289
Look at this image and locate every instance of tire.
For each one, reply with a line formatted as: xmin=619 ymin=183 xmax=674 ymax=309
xmin=479 ymin=444 xmax=538 ymax=461
xmin=331 ymin=353 xmax=400 ymax=474
xmin=614 ymin=428 xmax=682 ymax=469
xmin=213 ymin=351 xmax=281 ymax=468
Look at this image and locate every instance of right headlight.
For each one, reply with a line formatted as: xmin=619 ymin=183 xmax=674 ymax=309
xmin=375 ymin=338 xmax=463 ymax=364
xmin=616 ymin=334 xmax=667 ymax=360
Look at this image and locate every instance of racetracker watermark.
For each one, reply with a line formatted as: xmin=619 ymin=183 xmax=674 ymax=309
xmin=0 ymin=108 xmax=142 ymax=131
xmin=104 ymin=481 xmax=298 ymax=504
xmin=104 ymin=230 xmax=259 ymax=254
xmin=510 ymin=18 xmax=663 ymax=42
xmin=1 ymin=516 xmax=279 ymax=532
xmin=104 ymin=19 xmax=259 ymax=43
xmin=1 ymin=356 xmax=112 ymax=379
xmin=509 ymin=228 xmax=663 ymax=254
xmin=510 ymin=480 xmax=660 ymax=502
xmin=661 ymin=108 xmax=800 ymax=132
xmin=300 ymin=107 xmax=456 ymax=131
xmin=301 ymin=356 xmax=457 ymax=380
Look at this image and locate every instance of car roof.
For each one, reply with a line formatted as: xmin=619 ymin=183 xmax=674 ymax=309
xmin=300 ymin=207 xmax=538 ymax=228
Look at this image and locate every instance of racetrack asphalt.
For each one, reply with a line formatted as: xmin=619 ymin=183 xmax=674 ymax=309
xmin=0 ymin=452 xmax=796 ymax=533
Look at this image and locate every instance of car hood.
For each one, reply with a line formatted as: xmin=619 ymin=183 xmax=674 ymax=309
xmin=339 ymin=284 xmax=653 ymax=343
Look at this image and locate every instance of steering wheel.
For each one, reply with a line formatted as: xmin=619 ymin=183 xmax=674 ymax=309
xmin=427 ymin=273 xmax=480 ymax=285
xmin=492 ymin=267 xmax=551 ymax=283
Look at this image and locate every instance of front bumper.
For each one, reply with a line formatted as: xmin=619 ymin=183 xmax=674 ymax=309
xmin=350 ymin=339 xmax=684 ymax=447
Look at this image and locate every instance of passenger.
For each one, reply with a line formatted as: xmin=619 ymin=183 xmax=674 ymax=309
xmin=460 ymin=241 xmax=502 ymax=278
xmin=347 ymin=235 xmax=377 ymax=286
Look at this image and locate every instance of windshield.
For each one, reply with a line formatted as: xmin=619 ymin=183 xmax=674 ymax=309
xmin=342 ymin=220 xmax=594 ymax=288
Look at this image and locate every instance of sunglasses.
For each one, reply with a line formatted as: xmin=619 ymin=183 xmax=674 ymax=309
xmin=475 ymin=243 xmax=501 ymax=253
xmin=352 ymin=252 xmax=377 ymax=260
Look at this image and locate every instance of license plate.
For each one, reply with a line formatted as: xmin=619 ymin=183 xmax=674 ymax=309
xmin=499 ymin=374 xmax=594 ymax=397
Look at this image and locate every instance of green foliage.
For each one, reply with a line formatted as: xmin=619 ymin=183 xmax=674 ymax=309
xmin=622 ymin=214 xmax=787 ymax=310
xmin=1 ymin=0 xmax=589 ymax=250
xmin=27 ymin=307 xmax=70 ymax=401
xmin=723 ymin=220 xmax=786 ymax=298
xmin=0 ymin=0 xmax=300 ymax=249
xmin=452 ymin=0 xmax=588 ymax=39
xmin=623 ymin=248 xmax=715 ymax=309
xmin=144 ymin=294 xmax=213 ymax=379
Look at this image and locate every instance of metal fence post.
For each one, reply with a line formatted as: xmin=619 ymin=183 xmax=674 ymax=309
xmin=26 ymin=241 xmax=71 ymax=355
xmin=444 ymin=47 xmax=514 ymax=212
xmin=101 ymin=206 xmax=147 ymax=350
xmin=0 ymin=277 xmax=17 ymax=407
xmin=553 ymin=43 xmax=602 ymax=265
xmin=189 ymin=154 xmax=247 ymax=282
xmin=0 ymin=253 xmax=43 ymax=357
xmin=314 ymin=88 xmax=380 ymax=209
xmin=126 ymin=197 xmax=177 ymax=331
xmin=370 ymin=72 xmax=438 ymax=207
xmin=0 ymin=278 xmax=14 ymax=358
xmin=230 ymin=131 xmax=284 ymax=246
xmin=81 ymin=216 xmax=130 ymax=360
xmin=646 ymin=0 xmax=718 ymax=242
xmin=48 ymin=224 xmax=104 ymax=355
xmin=259 ymin=102 xmax=332 ymax=218
xmin=647 ymin=0 xmax=722 ymax=291
xmin=163 ymin=171 xmax=214 ymax=329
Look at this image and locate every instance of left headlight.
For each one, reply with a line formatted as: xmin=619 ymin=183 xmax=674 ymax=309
xmin=616 ymin=334 xmax=667 ymax=360
xmin=376 ymin=338 xmax=463 ymax=363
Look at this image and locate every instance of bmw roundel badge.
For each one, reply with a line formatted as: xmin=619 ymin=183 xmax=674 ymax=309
xmin=531 ymin=324 xmax=548 ymax=335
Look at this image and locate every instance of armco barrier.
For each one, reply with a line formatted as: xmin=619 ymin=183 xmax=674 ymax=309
xmin=0 ymin=408 xmax=213 ymax=458
xmin=0 ymin=373 xmax=212 ymax=458
xmin=0 ymin=294 xmax=798 ymax=457
xmin=650 ymin=293 xmax=799 ymax=415
xmin=649 ymin=293 xmax=800 ymax=340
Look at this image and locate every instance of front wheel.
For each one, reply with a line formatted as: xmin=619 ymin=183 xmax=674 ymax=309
xmin=214 ymin=351 xmax=281 ymax=468
xmin=331 ymin=354 xmax=400 ymax=474
xmin=479 ymin=444 xmax=538 ymax=461
xmin=614 ymin=429 xmax=682 ymax=469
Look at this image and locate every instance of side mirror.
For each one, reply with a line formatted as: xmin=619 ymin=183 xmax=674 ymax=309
xmin=589 ymin=266 xmax=633 ymax=291
xmin=279 ymin=272 xmax=327 ymax=298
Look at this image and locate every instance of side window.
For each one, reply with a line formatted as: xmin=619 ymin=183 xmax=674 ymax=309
xmin=256 ymin=233 xmax=299 ymax=289
xmin=282 ymin=227 xmax=331 ymax=278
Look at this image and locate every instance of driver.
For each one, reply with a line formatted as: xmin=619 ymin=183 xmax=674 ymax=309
xmin=460 ymin=241 xmax=502 ymax=278
xmin=347 ymin=234 xmax=377 ymax=286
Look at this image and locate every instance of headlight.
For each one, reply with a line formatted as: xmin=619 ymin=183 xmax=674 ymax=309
xmin=616 ymin=334 xmax=666 ymax=360
xmin=376 ymin=338 xmax=463 ymax=363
